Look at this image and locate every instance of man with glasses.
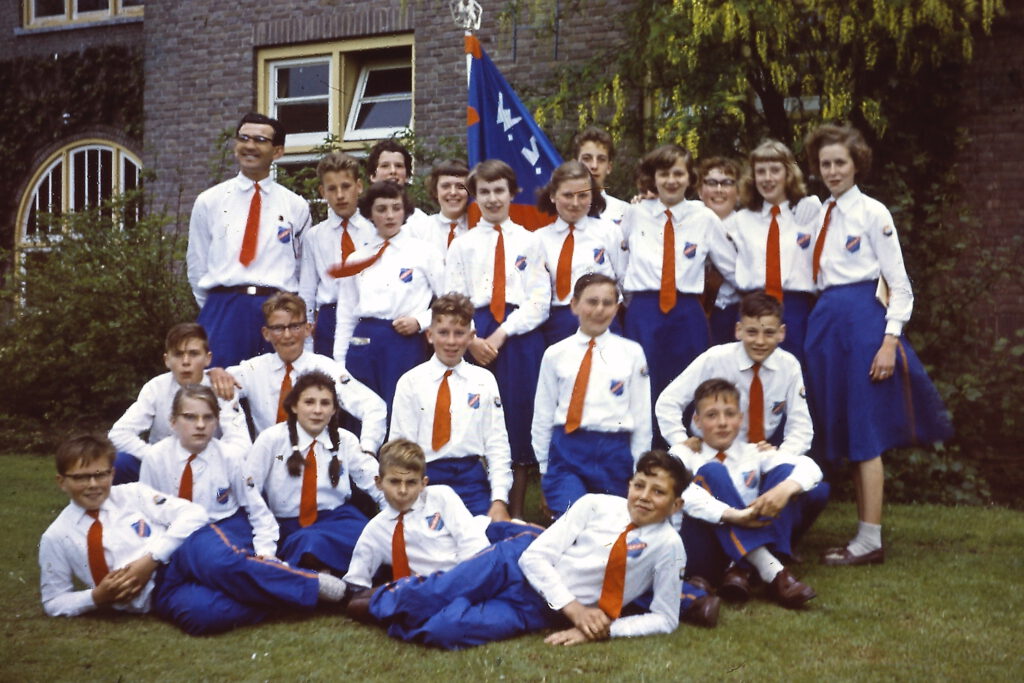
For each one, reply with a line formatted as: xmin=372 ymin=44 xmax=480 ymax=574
xmin=187 ymin=112 xmax=312 ymax=367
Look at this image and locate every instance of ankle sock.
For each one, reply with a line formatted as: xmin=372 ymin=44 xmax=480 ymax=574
xmin=746 ymin=547 xmax=784 ymax=583
xmin=317 ymin=572 xmax=346 ymax=602
xmin=847 ymin=521 xmax=882 ymax=555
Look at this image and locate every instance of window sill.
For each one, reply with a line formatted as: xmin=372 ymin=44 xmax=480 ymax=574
xmin=15 ymin=14 xmax=142 ymax=36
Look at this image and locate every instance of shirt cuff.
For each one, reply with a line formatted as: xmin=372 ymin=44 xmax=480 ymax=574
xmin=884 ymin=320 xmax=904 ymax=336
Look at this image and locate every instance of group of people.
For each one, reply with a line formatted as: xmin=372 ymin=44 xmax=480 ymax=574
xmin=38 ymin=113 xmax=951 ymax=648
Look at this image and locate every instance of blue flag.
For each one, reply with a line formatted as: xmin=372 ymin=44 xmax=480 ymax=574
xmin=466 ymin=35 xmax=561 ymax=229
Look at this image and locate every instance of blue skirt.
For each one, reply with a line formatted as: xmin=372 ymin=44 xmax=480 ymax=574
xmin=803 ymin=281 xmax=952 ymax=467
xmin=347 ymin=317 xmax=429 ymax=422
xmin=277 ymin=504 xmax=370 ymax=573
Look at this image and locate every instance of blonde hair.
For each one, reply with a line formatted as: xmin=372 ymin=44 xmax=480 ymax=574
xmin=739 ymin=139 xmax=806 ymax=210
xmin=378 ymin=439 xmax=426 ymax=476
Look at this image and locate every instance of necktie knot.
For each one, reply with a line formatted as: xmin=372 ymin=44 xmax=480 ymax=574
xmin=770 ymin=204 xmax=781 ymax=216
xmin=715 ymin=451 xmax=727 ymax=462
xmin=342 ymin=217 xmax=349 ymax=229
xmin=87 ymin=509 xmax=100 ymax=520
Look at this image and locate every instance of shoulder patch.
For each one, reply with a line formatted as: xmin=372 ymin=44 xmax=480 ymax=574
xmin=339 ymin=373 xmax=352 ymax=385
xmin=640 ymin=365 xmax=649 ymax=377
xmin=153 ymin=495 xmax=166 ymax=505
xmin=882 ymin=225 xmax=894 ymax=237
xmin=246 ymin=476 xmax=256 ymax=488
xmin=493 ymin=396 xmax=502 ymax=408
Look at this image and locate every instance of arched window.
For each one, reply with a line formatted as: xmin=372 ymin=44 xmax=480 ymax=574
xmin=16 ymin=139 xmax=142 ymax=274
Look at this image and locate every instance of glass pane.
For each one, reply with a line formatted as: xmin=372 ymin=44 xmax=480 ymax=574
xmin=100 ymin=148 xmax=113 ymax=199
xmin=363 ymin=67 xmax=412 ymax=97
xmin=73 ymin=150 xmax=86 ymax=210
xmin=354 ymin=99 xmax=411 ymax=130
xmin=76 ymin=0 xmax=107 ymax=13
xmin=277 ymin=102 xmax=329 ymax=135
xmin=122 ymin=0 xmax=144 ymax=6
xmin=276 ymin=63 xmax=329 ymax=99
xmin=123 ymin=157 xmax=138 ymax=192
xmin=35 ymin=0 xmax=65 ymax=17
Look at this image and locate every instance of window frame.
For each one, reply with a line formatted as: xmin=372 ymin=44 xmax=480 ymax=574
xmin=343 ymin=58 xmax=414 ymax=142
xmin=23 ymin=0 xmax=143 ymax=30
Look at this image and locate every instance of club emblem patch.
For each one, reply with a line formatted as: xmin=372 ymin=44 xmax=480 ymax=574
xmin=796 ymin=233 xmax=811 ymax=249
xmin=743 ymin=470 xmax=759 ymax=488
xmin=846 ymin=235 xmax=861 ymax=253
xmin=131 ymin=519 xmax=151 ymax=537
xmin=626 ymin=540 xmax=647 ymax=558
xmin=399 ymin=268 xmax=414 ymax=283
xmin=515 ymin=255 xmax=528 ymax=271
xmin=683 ymin=242 xmax=698 ymax=259
xmin=771 ymin=400 xmax=786 ymax=415
xmin=593 ymin=248 xmax=606 ymax=265
xmin=216 ymin=487 xmax=231 ymax=504
xmin=277 ymin=225 xmax=292 ymax=244
xmin=426 ymin=512 xmax=445 ymax=531
xmin=609 ymin=379 xmax=625 ymax=396
xmin=467 ymin=393 xmax=481 ymax=409
xmin=882 ymin=225 xmax=894 ymax=237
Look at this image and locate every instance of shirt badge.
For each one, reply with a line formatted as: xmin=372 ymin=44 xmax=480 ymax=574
xmin=467 ymin=393 xmax=481 ymax=409
xmin=493 ymin=396 xmax=502 ymax=408
xmin=593 ymin=248 xmax=606 ymax=265
xmin=799 ymin=386 xmax=807 ymax=399
xmin=246 ymin=476 xmax=255 ymax=488
xmin=515 ymin=255 xmax=528 ymax=271
xmin=426 ymin=512 xmax=445 ymax=531
xmin=882 ymin=225 xmax=894 ymax=237
xmin=609 ymin=379 xmax=625 ymax=396
xmin=626 ymin=540 xmax=647 ymax=558
xmin=276 ymin=454 xmax=285 ymax=461
xmin=683 ymin=242 xmax=698 ymax=259
xmin=743 ymin=470 xmax=759 ymax=488
xmin=132 ymin=519 xmax=152 ymax=537
xmin=771 ymin=400 xmax=787 ymax=415
xmin=339 ymin=374 xmax=352 ymax=384
xmin=640 ymin=365 xmax=649 ymax=377
xmin=796 ymin=233 xmax=811 ymax=249
xmin=277 ymin=224 xmax=292 ymax=244
xmin=399 ymin=267 xmax=414 ymax=283
xmin=216 ymin=487 xmax=231 ymax=504
xmin=153 ymin=495 xmax=166 ymax=505
xmin=845 ymin=235 xmax=861 ymax=253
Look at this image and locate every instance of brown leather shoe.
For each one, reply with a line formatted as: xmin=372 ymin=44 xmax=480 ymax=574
xmin=682 ymin=594 xmax=721 ymax=628
xmin=686 ymin=575 xmax=714 ymax=594
xmin=768 ymin=568 xmax=816 ymax=608
xmin=821 ymin=546 xmax=885 ymax=567
xmin=345 ymin=586 xmax=380 ymax=623
xmin=718 ymin=566 xmax=753 ymax=603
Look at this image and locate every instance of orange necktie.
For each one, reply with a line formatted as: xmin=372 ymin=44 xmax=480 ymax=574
xmin=86 ymin=509 xmax=110 ymax=586
xmin=391 ymin=511 xmax=411 ymax=580
xmin=299 ymin=443 xmax=318 ymax=527
xmin=748 ymin=362 xmax=765 ymax=443
xmin=812 ymin=200 xmax=837 ymax=283
xmin=598 ymin=522 xmax=637 ymax=619
xmin=565 ymin=338 xmax=596 ymax=433
xmin=328 ymin=240 xmax=389 ymax=278
xmin=178 ymin=453 xmax=198 ymax=501
xmin=431 ymin=369 xmax=453 ymax=450
xmin=765 ymin=205 xmax=783 ymax=302
xmin=239 ymin=182 xmax=261 ymax=266
xmin=490 ymin=225 xmax=506 ymax=322
xmin=340 ymin=217 xmax=355 ymax=262
xmin=447 ymin=221 xmax=458 ymax=249
xmin=556 ymin=223 xmax=576 ymax=300
xmin=715 ymin=451 xmax=727 ymax=463
xmin=276 ymin=362 xmax=293 ymax=423
xmin=660 ymin=210 xmax=676 ymax=313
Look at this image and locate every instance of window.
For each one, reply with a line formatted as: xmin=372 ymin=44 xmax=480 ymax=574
xmin=257 ymin=36 xmax=414 ymax=158
xmin=24 ymin=1 xmax=143 ymax=29
xmin=16 ymin=140 xmax=141 ymax=264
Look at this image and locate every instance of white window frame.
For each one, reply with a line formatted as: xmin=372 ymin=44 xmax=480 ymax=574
xmin=24 ymin=0 xmax=143 ymax=29
xmin=343 ymin=59 xmax=414 ymax=142
xmin=268 ymin=56 xmax=335 ymax=150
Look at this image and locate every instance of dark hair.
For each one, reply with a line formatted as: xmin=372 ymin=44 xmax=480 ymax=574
xmin=573 ymin=126 xmax=616 ymax=160
xmin=366 ymin=139 xmax=412 ymax=180
xmin=165 ymin=322 xmax=208 ymax=354
xmin=572 ymin=272 xmax=619 ymax=300
xmin=694 ymin=378 xmax=741 ymax=413
xmin=635 ymin=450 xmax=689 ymax=497
xmin=739 ymin=139 xmax=807 ymax=211
xmin=431 ymin=292 xmax=475 ymax=326
xmin=237 ymin=112 xmax=285 ymax=146
xmin=739 ymin=290 xmax=784 ymax=321
xmin=638 ymin=145 xmax=695 ymax=199
xmin=466 ymin=159 xmax=519 ymax=196
xmin=317 ymin=151 xmax=362 ymax=183
xmin=55 ymin=433 xmax=115 ymax=475
xmin=426 ymin=159 xmax=470 ymax=202
xmin=536 ymin=160 xmax=606 ymax=217
xmin=358 ymin=181 xmax=414 ymax=222
xmin=804 ymin=124 xmax=873 ymax=181
xmin=283 ymin=370 xmax=343 ymax=487
xmin=171 ymin=384 xmax=219 ymax=421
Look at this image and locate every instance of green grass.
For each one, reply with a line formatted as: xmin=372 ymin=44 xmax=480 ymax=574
xmin=3 ymin=453 xmax=1022 ymax=682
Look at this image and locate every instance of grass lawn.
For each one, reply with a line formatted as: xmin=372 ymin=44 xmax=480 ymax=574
xmin=2 ymin=453 xmax=1022 ymax=682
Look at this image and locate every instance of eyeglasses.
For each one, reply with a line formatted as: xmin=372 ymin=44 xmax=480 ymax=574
xmin=63 ymin=468 xmax=114 ymax=484
xmin=265 ymin=322 xmax=307 ymax=334
xmin=703 ymin=178 xmax=737 ymax=188
xmin=235 ymin=134 xmax=275 ymax=145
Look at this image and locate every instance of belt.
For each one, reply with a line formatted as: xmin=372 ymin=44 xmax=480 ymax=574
xmin=210 ymin=285 xmax=280 ymax=296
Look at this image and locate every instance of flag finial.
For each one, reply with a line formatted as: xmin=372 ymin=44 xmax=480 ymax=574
xmin=451 ymin=0 xmax=482 ymax=31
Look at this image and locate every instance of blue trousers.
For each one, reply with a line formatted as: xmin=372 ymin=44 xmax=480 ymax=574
xmin=277 ymin=504 xmax=369 ymax=574
xmin=113 ymin=451 xmax=142 ymax=485
xmin=197 ymin=290 xmax=273 ymax=367
xmin=778 ymin=290 xmax=815 ymax=367
xmin=629 ymin=579 xmax=710 ymax=619
xmin=369 ymin=530 xmax=553 ymax=649
xmin=150 ymin=510 xmax=319 ymax=635
xmin=346 ymin=317 xmax=429 ymax=425
xmin=312 ymin=303 xmax=337 ymax=357
xmin=542 ymin=429 xmax=633 ymax=518
xmin=471 ymin=305 xmax=545 ymax=466
xmin=681 ymin=463 xmax=829 ymax=584
xmin=624 ymin=292 xmax=709 ymax=448
xmin=426 ymin=457 xmax=491 ymax=516
xmin=709 ymin=303 xmax=740 ymax=346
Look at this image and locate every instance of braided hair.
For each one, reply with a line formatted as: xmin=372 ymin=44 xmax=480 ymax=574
xmin=282 ymin=370 xmax=344 ymax=488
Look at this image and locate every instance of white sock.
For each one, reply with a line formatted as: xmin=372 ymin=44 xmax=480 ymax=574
xmin=745 ymin=547 xmax=784 ymax=583
xmin=317 ymin=572 xmax=346 ymax=602
xmin=847 ymin=521 xmax=883 ymax=555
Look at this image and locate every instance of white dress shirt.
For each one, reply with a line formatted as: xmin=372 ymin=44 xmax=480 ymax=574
xmin=532 ymin=330 xmax=651 ymax=474
xmin=535 ymin=216 xmax=625 ymax=306
xmin=680 ymin=441 xmax=822 ymax=524
xmin=39 ymin=483 xmax=208 ymax=616
xmin=717 ymin=196 xmax=821 ymax=294
xmin=187 ymin=173 xmax=311 ymax=307
xmin=406 ymin=212 xmax=470 ymax=257
xmin=108 ymin=371 xmax=218 ymax=461
xmin=815 ymin=185 xmax=914 ymax=336
xmin=333 ymin=230 xmax=445 ymax=365
xmin=444 ymin=218 xmax=551 ymax=336
xmin=226 ymin=350 xmax=387 ymax=452
xmin=343 ymin=484 xmax=490 ymax=590
xmin=139 ymin=404 xmax=279 ymax=558
xmin=711 ymin=211 xmax=741 ymax=307
xmin=390 ymin=356 xmax=513 ymax=503
xmin=600 ymin=191 xmax=630 ymax=226
xmin=298 ymin=211 xmax=376 ymax=319
xmin=519 ymin=493 xmax=685 ymax=638
xmin=656 ymin=342 xmax=812 ymax=458
xmin=620 ymin=198 xmax=735 ymax=294
xmin=246 ymin=422 xmax=384 ymax=519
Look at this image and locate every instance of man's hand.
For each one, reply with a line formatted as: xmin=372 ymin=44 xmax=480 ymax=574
xmin=208 ymin=367 xmax=241 ymax=400
xmin=392 ymin=316 xmax=421 ymax=336
xmin=468 ymin=338 xmax=498 ymax=366
xmin=683 ymin=436 xmax=702 ymax=453
xmin=487 ymin=500 xmax=511 ymax=523
xmin=749 ymin=480 xmax=801 ymax=519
